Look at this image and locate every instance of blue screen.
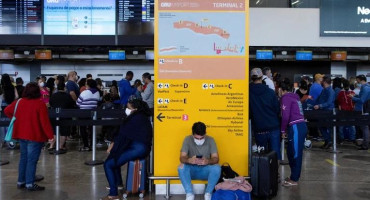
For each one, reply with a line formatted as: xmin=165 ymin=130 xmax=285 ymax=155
xmin=44 ymin=0 xmax=115 ymax=35
xmin=296 ymin=51 xmax=312 ymax=61
xmin=109 ymin=51 xmax=126 ymax=60
xmin=256 ymin=50 xmax=273 ymax=60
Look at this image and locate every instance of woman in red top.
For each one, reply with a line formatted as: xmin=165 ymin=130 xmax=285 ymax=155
xmin=337 ymin=79 xmax=356 ymax=142
xmin=5 ymin=83 xmax=54 ymax=191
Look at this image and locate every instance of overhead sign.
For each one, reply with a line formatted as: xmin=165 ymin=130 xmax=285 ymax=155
xmin=331 ymin=51 xmax=347 ymax=61
xmin=154 ymin=0 xmax=249 ymax=182
xmin=320 ymin=0 xmax=370 ymax=37
xmin=35 ymin=50 xmax=52 ymax=60
xmin=108 ymin=50 xmax=126 ymax=60
xmin=256 ymin=50 xmax=273 ymax=60
xmin=296 ymin=51 xmax=313 ymax=61
xmin=0 ymin=50 xmax=15 ymax=60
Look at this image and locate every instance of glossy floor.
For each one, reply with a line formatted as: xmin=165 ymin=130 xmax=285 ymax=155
xmin=0 ymin=140 xmax=370 ymax=200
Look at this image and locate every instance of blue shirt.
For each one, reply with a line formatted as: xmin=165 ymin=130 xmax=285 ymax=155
xmin=66 ymin=80 xmax=80 ymax=97
xmin=317 ymin=86 xmax=335 ymax=110
xmin=119 ymin=79 xmax=136 ymax=105
xmin=307 ymin=82 xmax=323 ymax=107
xmin=352 ymin=83 xmax=370 ymax=111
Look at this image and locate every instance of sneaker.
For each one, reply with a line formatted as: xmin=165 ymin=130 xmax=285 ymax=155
xmin=26 ymin=184 xmax=45 ymax=191
xmin=186 ymin=193 xmax=194 ymax=200
xmin=17 ymin=183 xmax=25 ymax=189
xmin=79 ymin=147 xmax=91 ymax=152
xmin=204 ymin=193 xmax=212 ymax=200
xmin=105 ymin=185 xmax=124 ymax=190
xmin=96 ymin=142 xmax=104 ymax=147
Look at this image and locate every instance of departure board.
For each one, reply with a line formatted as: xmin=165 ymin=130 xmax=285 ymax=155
xmin=118 ymin=0 xmax=154 ymax=22
xmin=0 ymin=0 xmax=41 ymax=34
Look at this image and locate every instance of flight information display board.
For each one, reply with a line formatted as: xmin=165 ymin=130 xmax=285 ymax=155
xmin=44 ymin=0 xmax=116 ymax=35
xmin=0 ymin=0 xmax=41 ymax=34
xmin=118 ymin=0 xmax=154 ymax=22
xmin=117 ymin=0 xmax=154 ymax=35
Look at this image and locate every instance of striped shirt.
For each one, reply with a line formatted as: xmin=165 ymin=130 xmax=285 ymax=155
xmin=76 ymin=89 xmax=100 ymax=109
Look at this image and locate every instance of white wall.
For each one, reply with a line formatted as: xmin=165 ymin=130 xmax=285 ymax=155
xmin=0 ymin=63 xmax=31 ymax=83
xmin=357 ymin=64 xmax=370 ymax=77
xmin=250 ymin=8 xmax=370 ymax=47
xmin=331 ymin=62 xmax=347 ymax=78
xmin=41 ymin=61 xmax=154 ymax=83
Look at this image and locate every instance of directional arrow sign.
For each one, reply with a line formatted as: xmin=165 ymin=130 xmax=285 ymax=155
xmin=157 ymin=113 xmax=165 ymax=122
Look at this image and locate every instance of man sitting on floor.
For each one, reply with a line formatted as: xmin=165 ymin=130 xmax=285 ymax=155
xmin=178 ymin=122 xmax=221 ymax=200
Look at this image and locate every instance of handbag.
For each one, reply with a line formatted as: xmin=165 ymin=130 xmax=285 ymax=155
xmin=4 ymin=99 xmax=22 ymax=142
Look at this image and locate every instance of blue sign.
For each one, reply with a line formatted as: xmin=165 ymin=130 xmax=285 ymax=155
xmin=256 ymin=50 xmax=273 ymax=60
xmin=296 ymin=51 xmax=312 ymax=61
xmin=109 ymin=51 xmax=126 ymax=60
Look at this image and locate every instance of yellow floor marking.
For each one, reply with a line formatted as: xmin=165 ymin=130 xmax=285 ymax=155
xmin=325 ymin=159 xmax=340 ymax=167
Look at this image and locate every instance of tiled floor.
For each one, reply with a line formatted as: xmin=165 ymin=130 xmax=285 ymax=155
xmin=1 ymin=140 xmax=370 ymax=200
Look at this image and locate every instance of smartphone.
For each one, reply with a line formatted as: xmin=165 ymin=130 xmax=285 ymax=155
xmin=196 ymin=155 xmax=202 ymax=159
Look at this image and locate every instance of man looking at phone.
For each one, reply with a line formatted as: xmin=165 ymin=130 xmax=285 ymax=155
xmin=178 ymin=122 xmax=221 ymax=200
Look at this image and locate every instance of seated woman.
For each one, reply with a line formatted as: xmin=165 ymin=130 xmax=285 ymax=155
xmin=101 ymin=99 xmax=152 ymax=200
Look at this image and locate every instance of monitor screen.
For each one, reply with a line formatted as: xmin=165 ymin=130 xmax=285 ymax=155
xmin=117 ymin=0 xmax=154 ymax=35
xmin=256 ymin=50 xmax=273 ymax=60
xmin=296 ymin=51 xmax=312 ymax=61
xmin=44 ymin=0 xmax=116 ymax=35
xmin=0 ymin=0 xmax=42 ymax=34
xmin=321 ymin=0 xmax=370 ymax=37
xmin=109 ymin=50 xmax=126 ymax=60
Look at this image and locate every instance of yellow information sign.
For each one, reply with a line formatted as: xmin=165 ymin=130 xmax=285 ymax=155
xmin=154 ymin=0 xmax=249 ymax=181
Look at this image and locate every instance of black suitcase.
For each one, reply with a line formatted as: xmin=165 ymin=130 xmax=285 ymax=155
xmin=251 ymin=151 xmax=278 ymax=199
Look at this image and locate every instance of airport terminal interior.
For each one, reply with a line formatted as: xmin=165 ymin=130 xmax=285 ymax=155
xmin=0 ymin=0 xmax=370 ymax=200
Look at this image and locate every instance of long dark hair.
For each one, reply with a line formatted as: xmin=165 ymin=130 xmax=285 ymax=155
xmin=127 ymin=99 xmax=151 ymax=117
xmin=46 ymin=77 xmax=55 ymax=96
xmin=1 ymin=74 xmax=16 ymax=104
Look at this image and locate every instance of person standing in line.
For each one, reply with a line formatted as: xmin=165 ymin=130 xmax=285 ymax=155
xmin=250 ymin=68 xmax=281 ymax=160
xmin=314 ymin=76 xmax=335 ymax=149
xmin=337 ymin=79 xmax=356 ymax=143
xmin=5 ymin=83 xmax=54 ymax=191
xmin=15 ymin=77 xmax=25 ymax=98
xmin=279 ymin=80 xmax=307 ymax=187
xmin=350 ymin=75 xmax=370 ymax=150
xmin=262 ymin=67 xmax=275 ymax=91
xmin=141 ymin=72 xmax=154 ymax=116
xmin=66 ymin=71 xmax=80 ymax=102
xmin=307 ymin=74 xmax=324 ymax=108
xmin=119 ymin=71 xmax=136 ymax=106
xmin=76 ymin=79 xmax=100 ymax=151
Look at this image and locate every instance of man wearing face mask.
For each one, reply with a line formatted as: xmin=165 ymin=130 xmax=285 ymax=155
xmin=178 ymin=122 xmax=221 ymax=200
xmin=262 ymin=67 xmax=275 ymax=91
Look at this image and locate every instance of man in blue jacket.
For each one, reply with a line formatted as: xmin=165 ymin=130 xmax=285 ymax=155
xmin=351 ymin=75 xmax=370 ymax=150
xmin=250 ymin=68 xmax=281 ymax=160
xmin=119 ymin=71 xmax=136 ymax=106
xmin=314 ymin=76 xmax=335 ymax=149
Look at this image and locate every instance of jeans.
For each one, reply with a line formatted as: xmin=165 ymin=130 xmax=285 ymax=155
xmin=339 ymin=126 xmax=356 ymax=141
xmin=361 ymin=125 xmax=370 ymax=148
xmin=18 ymin=140 xmax=43 ymax=187
xmin=178 ymin=164 xmax=221 ymax=194
xmin=319 ymin=127 xmax=333 ymax=143
xmin=254 ymin=129 xmax=281 ymax=160
xmin=287 ymin=123 xmax=307 ymax=182
xmin=104 ymin=141 xmax=147 ymax=196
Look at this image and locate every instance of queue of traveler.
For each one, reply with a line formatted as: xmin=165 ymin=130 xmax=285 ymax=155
xmin=250 ymin=67 xmax=370 ymax=188
xmin=0 ymin=71 xmax=154 ymax=193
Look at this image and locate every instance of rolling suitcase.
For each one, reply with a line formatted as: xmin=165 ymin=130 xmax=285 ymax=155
xmin=124 ymin=159 xmax=146 ymax=199
xmin=251 ymin=150 xmax=278 ymax=199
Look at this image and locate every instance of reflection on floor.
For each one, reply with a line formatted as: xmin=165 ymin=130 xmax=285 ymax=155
xmin=1 ymin=140 xmax=370 ymax=200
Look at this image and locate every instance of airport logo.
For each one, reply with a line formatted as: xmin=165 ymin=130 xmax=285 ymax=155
xmin=358 ymin=6 xmax=370 ymax=15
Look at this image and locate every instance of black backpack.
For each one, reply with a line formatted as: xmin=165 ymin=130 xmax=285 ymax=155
xmin=217 ymin=163 xmax=239 ymax=183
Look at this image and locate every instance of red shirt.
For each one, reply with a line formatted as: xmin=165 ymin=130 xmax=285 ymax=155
xmin=4 ymin=98 xmax=54 ymax=142
xmin=337 ymin=90 xmax=355 ymax=111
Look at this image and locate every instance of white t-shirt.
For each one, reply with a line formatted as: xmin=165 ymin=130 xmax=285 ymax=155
xmin=262 ymin=75 xmax=275 ymax=91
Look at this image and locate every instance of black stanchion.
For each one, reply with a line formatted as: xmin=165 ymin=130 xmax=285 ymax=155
xmin=330 ymin=109 xmax=342 ymax=154
xmin=51 ymin=108 xmax=66 ymax=155
xmin=85 ymin=111 xmax=104 ymax=166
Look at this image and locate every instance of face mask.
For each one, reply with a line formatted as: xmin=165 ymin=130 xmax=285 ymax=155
xmin=125 ymin=108 xmax=132 ymax=116
xmin=39 ymin=82 xmax=44 ymax=87
xmin=357 ymin=83 xmax=362 ymax=88
xmin=194 ymin=138 xmax=205 ymax=146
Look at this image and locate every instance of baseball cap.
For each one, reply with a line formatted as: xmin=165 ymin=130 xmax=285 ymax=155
xmin=314 ymin=74 xmax=324 ymax=80
xmin=251 ymin=68 xmax=263 ymax=78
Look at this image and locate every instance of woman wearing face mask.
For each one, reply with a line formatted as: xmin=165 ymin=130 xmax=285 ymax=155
xmin=102 ymin=99 xmax=152 ymax=200
xmin=38 ymin=78 xmax=50 ymax=107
